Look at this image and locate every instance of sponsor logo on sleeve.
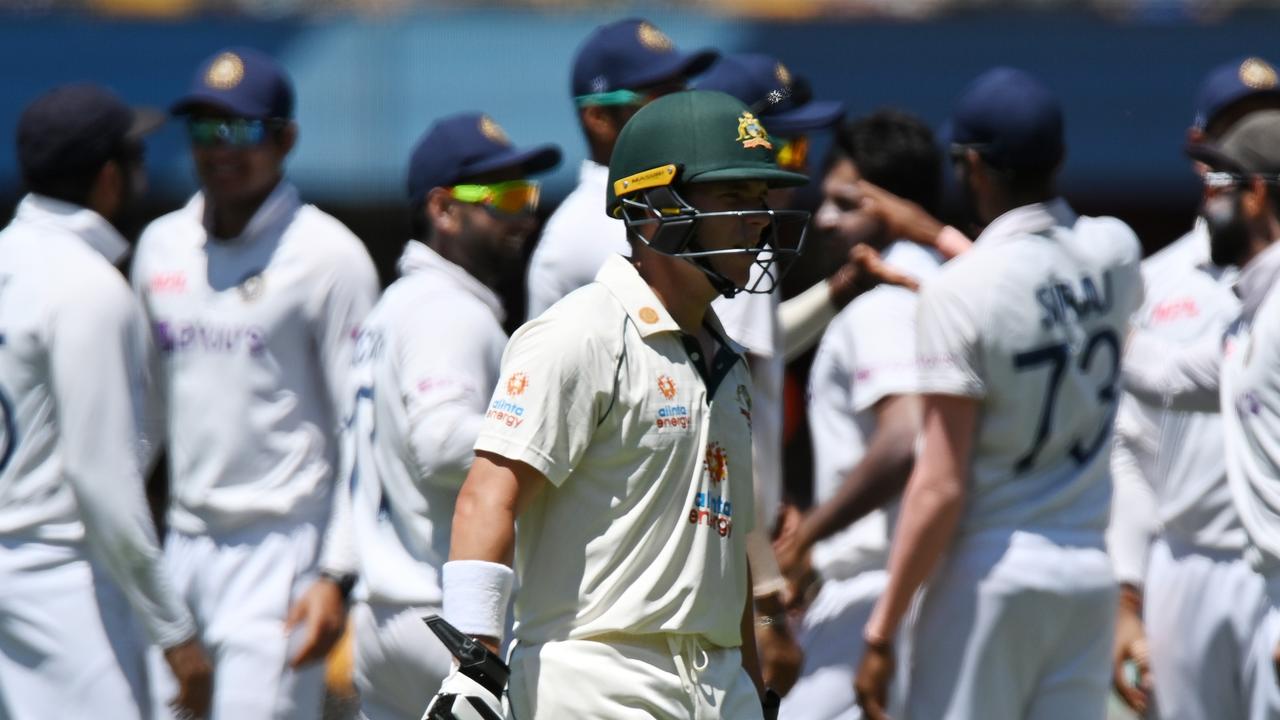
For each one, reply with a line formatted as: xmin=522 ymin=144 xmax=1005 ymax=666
xmin=486 ymin=398 xmax=526 ymax=429
xmin=506 ymin=372 xmax=529 ymax=396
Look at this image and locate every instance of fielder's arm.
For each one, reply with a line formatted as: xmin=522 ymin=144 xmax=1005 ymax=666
xmin=865 ymin=394 xmax=977 ymax=643
xmin=776 ymin=394 xmax=919 ymax=578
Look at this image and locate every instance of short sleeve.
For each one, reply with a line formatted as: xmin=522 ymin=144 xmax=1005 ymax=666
xmin=473 ymin=315 xmax=616 ymax=486
xmin=914 ymin=271 xmax=986 ymax=398
xmin=849 ymin=288 xmax=923 ymax=413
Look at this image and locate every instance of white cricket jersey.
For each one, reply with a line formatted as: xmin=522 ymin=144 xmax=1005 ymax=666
xmin=0 ymin=194 xmax=194 ymax=646
xmin=1220 ymin=240 xmax=1280 ymax=573
xmin=915 ymin=199 xmax=1143 ymax=544
xmin=525 ymin=160 xmax=629 ymax=319
xmin=349 ymin=241 xmax=507 ymax=606
xmin=807 ymin=241 xmax=941 ymax=581
xmin=475 ymin=255 xmax=755 ymax=648
xmin=712 ymin=288 xmax=785 ymax=531
xmin=132 ymin=182 xmax=379 ymax=536
xmin=1108 ymin=225 xmax=1244 ymax=585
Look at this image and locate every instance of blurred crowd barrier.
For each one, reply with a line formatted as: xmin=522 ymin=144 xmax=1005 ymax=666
xmin=5 ymin=0 xmax=1280 ymax=22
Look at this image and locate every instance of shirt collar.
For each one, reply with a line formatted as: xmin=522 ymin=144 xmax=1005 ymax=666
xmin=580 ymin=159 xmax=609 ymax=189
xmin=397 ymin=240 xmax=505 ymax=323
xmin=594 ymin=254 xmax=745 ymax=353
xmin=14 ymin=193 xmax=130 ymax=266
xmin=1235 ymin=238 xmax=1280 ymax=322
xmin=191 ymin=180 xmax=301 ymax=244
xmin=973 ymin=197 xmax=1077 ymax=247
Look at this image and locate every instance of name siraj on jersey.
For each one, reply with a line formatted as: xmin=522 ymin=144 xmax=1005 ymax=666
xmin=1036 ymin=270 xmax=1114 ymax=330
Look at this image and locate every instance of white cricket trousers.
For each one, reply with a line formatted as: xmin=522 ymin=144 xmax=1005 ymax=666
xmin=352 ymin=600 xmax=452 ymax=720
xmin=506 ymin=634 xmax=763 ymax=720
xmin=779 ymin=570 xmax=908 ymax=720
xmin=0 ymin=540 xmax=149 ymax=720
xmin=148 ymin=524 xmax=325 ymax=720
xmin=905 ymin=532 xmax=1116 ymax=720
xmin=1144 ymin=537 xmax=1270 ymax=720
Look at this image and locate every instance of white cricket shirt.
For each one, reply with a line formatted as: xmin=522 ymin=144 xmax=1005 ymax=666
xmin=525 ymin=160 xmax=629 ymax=319
xmin=132 ymin=182 xmax=379 ymax=536
xmin=350 ymin=241 xmax=508 ymax=606
xmin=0 ymin=194 xmax=194 ymax=646
xmin=475 ymin=255 xmax=755 ymax=648
xmin=1108 ymin=225 xmax=1244 ymax=585
xmin=807 ymin=241 xmax=941 ymax=581
xmin=712 ymin=288 xmax=785 ymax=531
xmin=1220 ymin=240 xmax=1280 ymax=573
xmin=915 ymin=199 xmax=1143 ymax=544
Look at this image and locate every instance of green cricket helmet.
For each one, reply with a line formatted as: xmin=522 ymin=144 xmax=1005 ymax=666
xmin=607 ymin=89 xmax=812 ymax=297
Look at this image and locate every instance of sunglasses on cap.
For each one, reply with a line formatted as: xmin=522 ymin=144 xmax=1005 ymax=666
xmin=773 ymin=135 xmax=809 ymax=172
xmin=449 ymin=180 xmax=541 ymax=216
xmin=186 ymin=117 xmax=286 ymax=148
xmin=1203 ymin=170 xmax=1280 ymax=190
xmin=574 ymin=81 xmax=686 ymax=108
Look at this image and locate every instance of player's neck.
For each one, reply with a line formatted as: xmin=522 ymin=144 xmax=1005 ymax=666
xmin=206 ymin=180 xmax=280 ymax=241
xmin=631 ymin=249 xmax=715 ymax=334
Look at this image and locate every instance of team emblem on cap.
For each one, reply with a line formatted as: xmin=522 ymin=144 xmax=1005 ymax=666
xmin=205 ymin=52 xmax=245 ymax=90
xmin=479 ymin=115 xmax=511 ymax=146
xmin=1240 ymin=58 xmax=1278 ymax=90
xmin=775 ymin=63 xmax=792 ymax=88
xmin=736 ymin=111 xmax=773 ymax=150
xmin=637 ymin=22 xmax=673 ymax=52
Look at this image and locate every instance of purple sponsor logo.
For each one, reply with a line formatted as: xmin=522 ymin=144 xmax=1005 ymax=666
xmin=154 ymin=320 xmax=267 ymax=355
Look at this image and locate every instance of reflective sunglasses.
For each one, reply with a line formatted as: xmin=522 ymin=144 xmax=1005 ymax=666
xmin=186 ymin=118 xmax=283 ymax=148
xmin=449 ymin=180 xmax=541 ymax=215
xmin=1203 ymin=170 xmax=1280 ymax=191
xmin=774 ymin=135 xmax=810 ymax=172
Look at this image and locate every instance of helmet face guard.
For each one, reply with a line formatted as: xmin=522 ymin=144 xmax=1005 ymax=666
xmin=619 ymin=183 xmax=810 ymax=298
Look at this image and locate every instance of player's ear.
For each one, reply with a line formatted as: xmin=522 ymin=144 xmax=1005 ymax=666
xmin=274 ymin=121 xmax=298 ymax=157
xmin=426 ymin=187 xmax=460 ymax=235
xmin=1243 ymin=175 xmax=1269 ymax=218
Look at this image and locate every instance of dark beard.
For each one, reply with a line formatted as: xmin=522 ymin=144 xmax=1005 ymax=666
xmin=1205 ymin=192 xmax=1250 ymax=268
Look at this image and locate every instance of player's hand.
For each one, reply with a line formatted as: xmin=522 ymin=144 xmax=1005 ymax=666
xmin=164 ymin=637 xmax=213 ymax=719
xmin=771 ymin=507 xmax=811 ymax=587
xmin=829 ymin=244 xmax=921 ymax=308
xmin=1112 ymin=585 xmax=1152 ymax=714
xmin=853 ymin=180 xmax=946 ymax=249
xmin=854 ymin=639 xmax=895 ymax=720
xmin=755 ymin=614 xmax=803 ymax=697
xmin=424 ymin=665 xmax=504 ymax=720
xmin=285 ymin=577 xmax=348 ymax=668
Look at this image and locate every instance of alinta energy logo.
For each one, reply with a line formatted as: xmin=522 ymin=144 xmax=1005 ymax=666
xmin=703 ymin=442 xmax=728 ymax=485
xmin=506 ymin=372 xmax=528 ymax=396
xmin=689 ymin=490 xmax=734 ymax=538
xmin=657 ymin=374 xmax=677 ymax=400
xmin=655 ymin=374 xmax=689 ymax=431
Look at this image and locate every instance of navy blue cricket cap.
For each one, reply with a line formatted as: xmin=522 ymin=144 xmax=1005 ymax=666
xmin=406 ymin=112 xmax=562 ymax=202
xmin=1192 ymin=57 xmax=1280 ymax=131
xmin=17 ymin=83 xmax=162 ymax=185
xmin=171 ymin=47 xmax=294 ymax=120
xmin=696 ymin=53 xmax=845 ymax=136
xmin=571 ymin=18 xmax=718 ymax=101
xmin=949 ymin=67 xmax=1064 ymax=171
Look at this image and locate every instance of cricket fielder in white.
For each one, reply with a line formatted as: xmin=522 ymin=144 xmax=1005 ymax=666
xmin=133 ymin=48 xmax=379 ymax=719
xmin=345 ymin=112 xmax=559 ymax=720
xmin=1122 ymin=111 xmax=1280 ymax=717
xmin=772 ymin=109 xmax=944 ymax=720
xmin=524 ymin=18 xmax=716 ymax=320
xmin=0 ymin=85 xmax=212 ymax=719
xmin=1106 ymin=57 xmax=1280 ymax=720
xmin=855 ymin=68 xmax=1144 ymax=720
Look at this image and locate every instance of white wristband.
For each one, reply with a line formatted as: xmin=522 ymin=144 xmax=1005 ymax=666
xmin=442 ymin=560 xmax=515 ymax=642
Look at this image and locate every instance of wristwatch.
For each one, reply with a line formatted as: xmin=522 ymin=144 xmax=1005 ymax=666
xmin=319 ymin=569 xmax=357 ymax=602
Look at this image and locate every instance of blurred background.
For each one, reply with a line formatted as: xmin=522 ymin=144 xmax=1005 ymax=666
xmin=1 ymin=5 xmax=1269 ymax=716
